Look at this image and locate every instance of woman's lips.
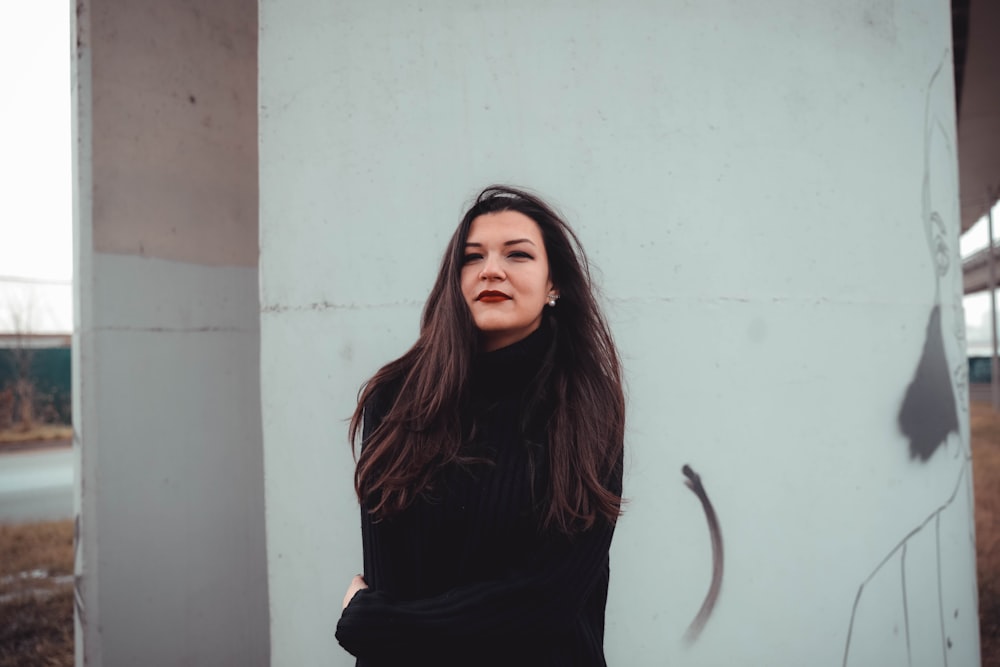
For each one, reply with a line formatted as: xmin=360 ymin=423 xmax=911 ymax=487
xmin=477 ymin=291 xmax=511 ymax=303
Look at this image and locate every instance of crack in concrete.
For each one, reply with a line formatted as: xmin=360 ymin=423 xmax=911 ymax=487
xmin=260 ymin=299 xmax=423 ymax=314
xmin=94 ymin=326 xmax=253 ymax=333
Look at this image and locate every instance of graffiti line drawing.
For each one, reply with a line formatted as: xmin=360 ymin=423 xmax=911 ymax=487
xmin=897 ymin=47 xmax=964 ymax=462
xmin=681 ymin=464 xmax=723 ymax=644
xmin=842 ymin=51 xmax=978 ymax=666
xmin=841 ymin=461 xmax=974 ymax=666
xmin=952 ymin=300 xmax=969 ymax=415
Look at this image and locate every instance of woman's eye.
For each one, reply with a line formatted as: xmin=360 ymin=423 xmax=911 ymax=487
xmin=508 ymin=251 xmax=533 ymax=260
xmin=462 ymin=253 xmax=483 ymax=263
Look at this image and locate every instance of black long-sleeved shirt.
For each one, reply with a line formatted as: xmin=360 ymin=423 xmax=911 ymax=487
xmin=336 ymin=322 xmax=620 ymax=666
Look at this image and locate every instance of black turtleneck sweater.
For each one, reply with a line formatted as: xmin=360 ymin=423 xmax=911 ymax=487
xmin=335 ymin=322 xmax=620 ymax=666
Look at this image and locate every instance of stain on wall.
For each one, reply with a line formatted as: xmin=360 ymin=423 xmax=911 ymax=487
xmin=89 ymin=0 xmax=258 ymax=267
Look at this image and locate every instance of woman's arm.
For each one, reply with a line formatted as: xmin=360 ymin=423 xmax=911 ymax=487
xmin=342 ymin=574 xmax=368 ymax=610
xmin=335 ymin=510 xmax=616 ymax=660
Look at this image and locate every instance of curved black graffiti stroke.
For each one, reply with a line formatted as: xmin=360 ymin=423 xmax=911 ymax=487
xmin=682 ymin=464 xmax=724 ymax=644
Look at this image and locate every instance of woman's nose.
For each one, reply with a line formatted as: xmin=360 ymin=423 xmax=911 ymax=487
xmin=480 ymin=254 xmax=505 ymax=280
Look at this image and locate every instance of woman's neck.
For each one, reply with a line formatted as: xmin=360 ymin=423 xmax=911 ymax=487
xmin=471 ymin=317 xmax=553 ymax=401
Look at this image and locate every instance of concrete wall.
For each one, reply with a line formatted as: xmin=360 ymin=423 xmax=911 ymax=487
xmin=259 ymin=1 xmax=979 ymax=665
xmin=73 ymin=2 xmax=268 ymax=665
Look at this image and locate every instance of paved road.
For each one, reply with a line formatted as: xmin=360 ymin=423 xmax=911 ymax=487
xmin=0 ymin=446 xmax=73 ymax=523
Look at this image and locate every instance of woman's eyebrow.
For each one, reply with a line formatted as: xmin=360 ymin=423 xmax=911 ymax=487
xmin=464 ymin=238 xmax=537 ymax=248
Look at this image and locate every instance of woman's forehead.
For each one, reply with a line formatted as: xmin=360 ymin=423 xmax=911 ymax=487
xmin=466 ymin=210 xmax=543 ymax=243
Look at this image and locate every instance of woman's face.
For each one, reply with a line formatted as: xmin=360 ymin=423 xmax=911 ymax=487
xmin=460 ymin=210 xmax=555 ymax=352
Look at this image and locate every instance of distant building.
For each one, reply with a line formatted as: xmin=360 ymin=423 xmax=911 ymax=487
xmin=969 ymin=355 xmax=993 ymax=383
xmin=0 ymin=332 xmax=72 ymax=426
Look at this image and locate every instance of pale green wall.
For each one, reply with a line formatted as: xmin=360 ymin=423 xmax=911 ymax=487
xmin=259 ymin=2 xmax=978 ymax=665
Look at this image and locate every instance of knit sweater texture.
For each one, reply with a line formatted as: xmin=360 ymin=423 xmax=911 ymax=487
xmin=335 ymin=321 xmax=620 ymax=666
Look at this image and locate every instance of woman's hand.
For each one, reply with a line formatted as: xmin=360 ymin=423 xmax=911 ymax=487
xmin=342 ymin=574 xmax=369 ymax=610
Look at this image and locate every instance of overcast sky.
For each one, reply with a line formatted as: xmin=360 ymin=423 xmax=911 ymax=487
xmin=0 ymin=2 xmax=71 ymax=333
xmin=0 ymin=4 xmax=997 ymax=348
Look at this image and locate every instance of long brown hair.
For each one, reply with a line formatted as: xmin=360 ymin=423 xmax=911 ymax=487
xmin=350 ymin=185 xmax=625 ymax=534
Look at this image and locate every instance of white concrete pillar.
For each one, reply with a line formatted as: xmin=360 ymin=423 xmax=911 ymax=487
xmin=259 ymin=1 xmax=979 ymax=664
xmin=73 ymin=2 xmax=269 ymax=665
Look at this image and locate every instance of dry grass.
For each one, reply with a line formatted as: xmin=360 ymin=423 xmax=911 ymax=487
xmin=0 ymin=592 xmax=73 ymax=667
xmin=972 ymin=400 xmax=1000 ymax=666
xmin=0 ymin=521 xmax=73 ymax=667
xmin=0 ymin=425 xmax=72 ymax=448
xmin=0 ymin=522 xmax=73 ymax=580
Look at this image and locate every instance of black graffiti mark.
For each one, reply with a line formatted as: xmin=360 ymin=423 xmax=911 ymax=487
xmin=920 ymin=53 xmax=953 ymax=291
xmin=681 ymin=464 xmax=723 ymax=644
xmin=901 ymin=543 xmax=912 ymax=666
xmin=841 ymin=459 xmax=972 ymax=667
xmin=898 ymin=306 xmax=959 ymax=461
xmin=936 ymin=516 xmax=948 ymax=666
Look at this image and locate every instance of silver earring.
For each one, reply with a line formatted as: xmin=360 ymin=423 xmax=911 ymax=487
xmin=547 ymin=293 xmax=558 ymax=307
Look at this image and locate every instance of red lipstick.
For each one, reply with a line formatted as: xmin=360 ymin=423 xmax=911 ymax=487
xmin=477 ymin=290 xmax=511 ymax=303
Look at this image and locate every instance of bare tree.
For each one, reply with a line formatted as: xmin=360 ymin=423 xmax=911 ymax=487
xmin=2 ymin=287 xmax=39 ymax=431
xmin=0 ymin=388 xmax=13 ymax=430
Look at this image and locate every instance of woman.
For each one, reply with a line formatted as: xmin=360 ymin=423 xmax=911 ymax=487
xmin=335 ymin=185 xmax=625 ymax=666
